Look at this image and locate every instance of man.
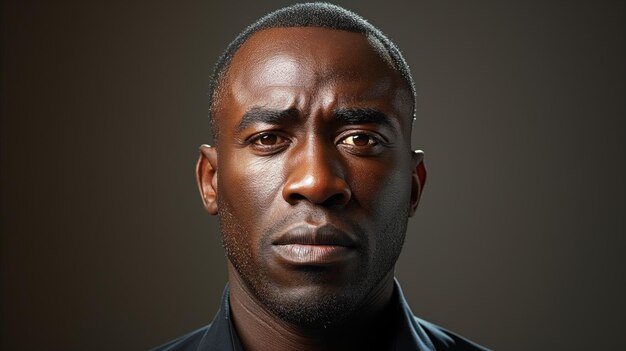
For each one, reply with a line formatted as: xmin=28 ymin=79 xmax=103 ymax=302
xmin=154 ymin=3 xmax=488 ymax=351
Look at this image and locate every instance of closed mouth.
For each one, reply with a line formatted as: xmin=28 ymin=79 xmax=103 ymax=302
xmin=271 ymin=224 xmax=358 ymax=265
xmin=272 ymin=224 xmax=357 ymax=247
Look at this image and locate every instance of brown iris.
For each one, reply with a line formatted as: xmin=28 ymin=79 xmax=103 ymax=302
xmin=342 ymin=134 xmax=376 ymax=146
xmin=256 ymin=134 xmax=279 ymax=145
xmin=351 ymin=135 xmax=371 ymax=146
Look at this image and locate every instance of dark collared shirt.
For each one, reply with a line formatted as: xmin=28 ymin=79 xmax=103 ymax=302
xmin=152 ymin=280 xmax=489 ymax=351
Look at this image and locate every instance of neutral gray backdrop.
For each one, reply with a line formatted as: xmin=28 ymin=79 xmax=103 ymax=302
xmin=1 ymin=1 xmax=624 ymax=350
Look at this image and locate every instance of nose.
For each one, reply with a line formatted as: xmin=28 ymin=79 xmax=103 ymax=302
xmin=282 ymin=142 xmax=351 ymax=207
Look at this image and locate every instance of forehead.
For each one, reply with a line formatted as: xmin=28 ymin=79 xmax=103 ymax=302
xmin=230 ymin=27 xmax=394 ymax=83
xmin=215 ymin=27 xmax=412 ymax=131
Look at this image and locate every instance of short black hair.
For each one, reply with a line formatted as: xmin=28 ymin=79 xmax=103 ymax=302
xmin=208 ymin=2 xmax=416 ymax=138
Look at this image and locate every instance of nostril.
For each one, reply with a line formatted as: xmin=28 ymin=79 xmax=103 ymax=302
xmin=288 ymin=193 xmax=307 ymax=203
xmin=286 ymin=190 xmax=350 ymax=207
xmin=321 ymin=193 xmax=349 ymax=207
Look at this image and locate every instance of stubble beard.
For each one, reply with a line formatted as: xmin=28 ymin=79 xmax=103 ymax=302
xmin=217 ymin=199 xmax=408 ymax=329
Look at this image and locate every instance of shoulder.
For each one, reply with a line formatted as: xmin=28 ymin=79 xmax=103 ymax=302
xmin=150 ymin=325 xmax=210 ymax=351
xmin=416 ymin=318 xmax=491 ymax=351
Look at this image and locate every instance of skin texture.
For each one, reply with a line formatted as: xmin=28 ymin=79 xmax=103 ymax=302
xmin=196 ymin=27 xmax=426 ymax=351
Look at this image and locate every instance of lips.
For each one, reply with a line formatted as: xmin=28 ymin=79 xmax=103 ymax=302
xmin=273 ymin=224 xmax=357 ymax=246
xmin=271 ymin=224 xmax=358 ymax=265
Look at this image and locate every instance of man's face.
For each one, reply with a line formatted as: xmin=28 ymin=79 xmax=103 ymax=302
xmin=199 ymin=27 xmax=421 ymax=327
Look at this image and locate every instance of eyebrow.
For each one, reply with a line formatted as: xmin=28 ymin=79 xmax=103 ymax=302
xmin=333 ymin=108 xmax=395 ymax=129
xmin=235 ymin=107 xmax=395 ymax=133
xmin=235 ymin=107 xmax=300 ymax=133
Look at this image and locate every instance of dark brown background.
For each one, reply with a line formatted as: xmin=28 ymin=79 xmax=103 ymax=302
xmin=1 ymin=1 xmax=624 ymax=350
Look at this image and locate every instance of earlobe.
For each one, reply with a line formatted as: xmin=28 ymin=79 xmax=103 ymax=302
xmin=196 ymin=144 xmax=219 ymax=215
xmin=409 ymin=150 xmax=427 ymax=217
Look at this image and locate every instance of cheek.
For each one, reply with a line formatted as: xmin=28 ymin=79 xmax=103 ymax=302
xmin=219 ymin=153 xmax=286 ymax=221
xmin=347 ymin=155 xmax=412 ymax=215
xmin=217 ymin=153 xmax=286 ymax=267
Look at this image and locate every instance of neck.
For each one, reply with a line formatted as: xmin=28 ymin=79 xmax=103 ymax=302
xmin=227 ymin=263 xmax=397 ymax=351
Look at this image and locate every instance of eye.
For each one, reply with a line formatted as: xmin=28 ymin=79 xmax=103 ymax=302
xmin=253 ymin=133 xmax=285 ymax=146
xmin=247 ymin=132 xmax=290 ymax=154
xmin=340 ymin=134 xmax=379 ymax=147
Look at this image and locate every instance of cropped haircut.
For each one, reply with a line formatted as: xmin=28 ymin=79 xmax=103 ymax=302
xmin=208 ymin=2 xmax=416 ymax=138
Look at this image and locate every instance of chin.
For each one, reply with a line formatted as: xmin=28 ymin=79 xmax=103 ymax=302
xmin=244 ymin=262 xmax=392 ymax=329
xmin=260 ymin=282 xmax=362 ymax=328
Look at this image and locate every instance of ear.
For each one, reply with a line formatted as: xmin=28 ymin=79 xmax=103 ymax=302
xmin=409 ymin=150 xmax=427 ymax=217
xmin=196 ymin=144 xmax=219 ymax=215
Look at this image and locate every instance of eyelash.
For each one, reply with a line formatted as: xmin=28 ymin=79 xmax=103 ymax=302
xmin=246 ymin=132 xmax=291 ymax=153
xmin=337 ymin=132 xmax=384 ymax=147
